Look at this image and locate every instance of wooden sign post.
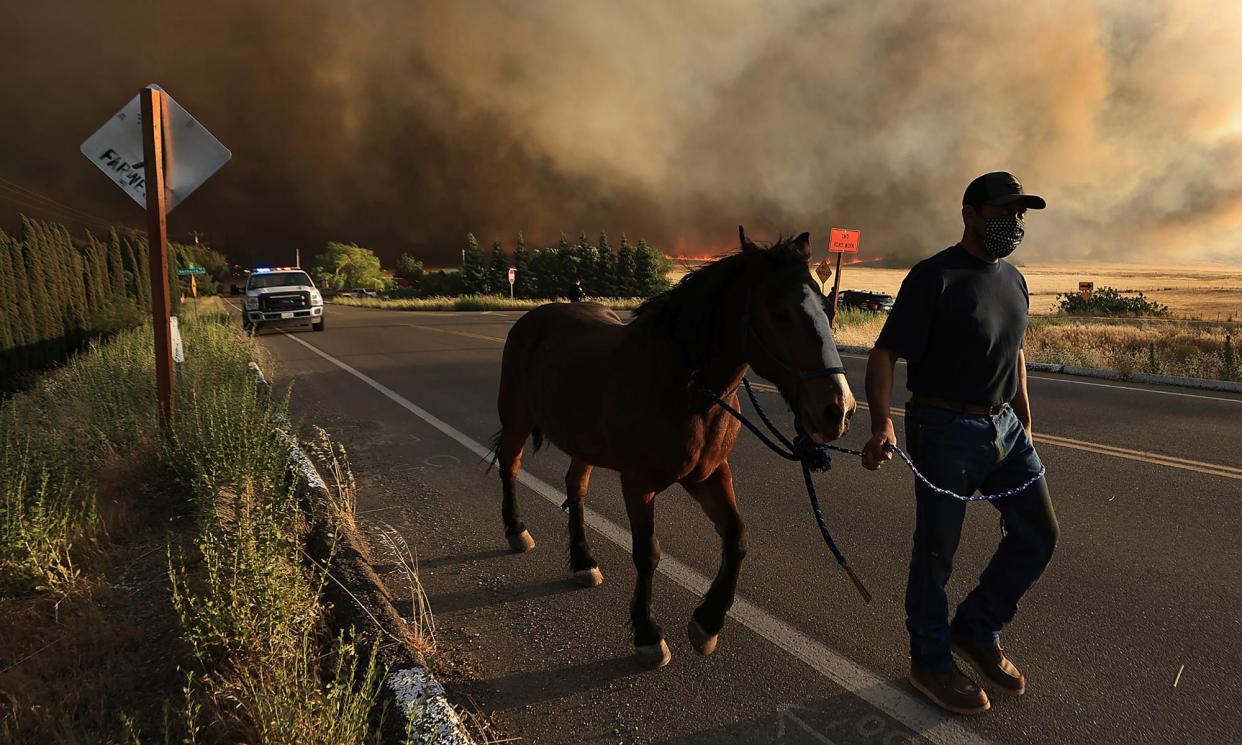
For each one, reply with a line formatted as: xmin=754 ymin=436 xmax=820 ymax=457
xmin=141 ymin=86 xmax=175 ymax=427
xmin=827 ymin=228 xmax=860 ymax=327
xmin=82 ymin=84 xmax=231 ymax=431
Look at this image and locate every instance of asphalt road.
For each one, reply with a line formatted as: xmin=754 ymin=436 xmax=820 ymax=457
xmin=229 ymin=302 xmax=1242 ymax=745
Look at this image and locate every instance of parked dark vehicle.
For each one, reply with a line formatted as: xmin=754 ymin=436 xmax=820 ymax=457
xmin=836 ymin=290 xmax=894 ymax=313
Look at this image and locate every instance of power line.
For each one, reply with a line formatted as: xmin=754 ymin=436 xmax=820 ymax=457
xmin=0 ymin=193 xmax=118 ymax=233
xmin=0 ymin=175 xmax=119 ymax=227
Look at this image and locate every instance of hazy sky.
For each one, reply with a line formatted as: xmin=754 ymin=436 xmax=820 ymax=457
xmin=2 ymin=1 xmax=1241 ymax=267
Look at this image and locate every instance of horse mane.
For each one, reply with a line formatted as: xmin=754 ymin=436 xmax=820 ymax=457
xmin=633 ymin=234 xmax=809 ymax=369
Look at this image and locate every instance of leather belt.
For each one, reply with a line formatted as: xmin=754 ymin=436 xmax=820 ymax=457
xmin=910 ymin=393 xmax=1009 ymax=416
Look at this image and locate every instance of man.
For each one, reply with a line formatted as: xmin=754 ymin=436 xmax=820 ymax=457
xmin=861 ymin=172 xmax=1059 ymax=715
xmin=568 ymin=279 xmax=586 ymax=302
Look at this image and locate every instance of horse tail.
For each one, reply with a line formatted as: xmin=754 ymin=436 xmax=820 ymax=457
xmin=484 ymin=425 xmax=544 ymax=475
xmin=484 ymin=429 xmax=504 ymax=474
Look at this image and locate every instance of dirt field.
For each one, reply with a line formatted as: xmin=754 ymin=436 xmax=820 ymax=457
xmin=669 ymin=260 xmax=1242 ymax=319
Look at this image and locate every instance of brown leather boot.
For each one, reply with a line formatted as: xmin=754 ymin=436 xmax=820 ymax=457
xmin=909 ymin=663 xmax=991 ymax=715
xmin=951 ymin=633 xmax=1026 ymax=696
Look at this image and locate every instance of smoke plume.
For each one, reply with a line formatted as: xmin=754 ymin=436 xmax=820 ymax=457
xmin=2 ymin=0 xmax=1240 ymax=266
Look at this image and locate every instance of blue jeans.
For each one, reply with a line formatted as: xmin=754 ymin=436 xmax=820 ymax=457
xmin=904 ymin=401 xmax=1059 ymax=670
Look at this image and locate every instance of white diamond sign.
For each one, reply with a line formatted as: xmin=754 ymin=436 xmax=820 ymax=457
xmin=80 ymin=85 xmax=230 ymax=212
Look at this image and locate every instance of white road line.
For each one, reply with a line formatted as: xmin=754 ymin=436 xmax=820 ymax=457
xmin=837 ymin=353 xmax=1242 ymax=404
xmin=274 ymin=330 xmax=992 ymax=745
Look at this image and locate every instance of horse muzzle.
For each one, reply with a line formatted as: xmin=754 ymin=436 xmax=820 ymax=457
xmin=799 ymin=375 xmax=856 ymax=443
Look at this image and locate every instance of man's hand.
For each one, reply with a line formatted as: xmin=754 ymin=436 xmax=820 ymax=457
xmin=862 ymin=419 xmax=896 ymax=471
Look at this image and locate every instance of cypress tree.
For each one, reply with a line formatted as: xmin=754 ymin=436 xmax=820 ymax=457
xmin=44 ymin=221 xmax=73 ymax=352
xmin=87 ymin=233 xmax=109 ymax=321
xmin=122 ymin=236 xmax=141 ymax=304
xmin=512 ymin=231 xmax=532 ymax=299
xmin=107 ymin=229 xmax=126 ymax=299
xmin=633 ymin=239 xmax=672 ymax=297
xmin=596 ymin=234 xmax=618 ymax=296
xmin=10 ymin=233 xmax=39 ymax=374
xmin=0 ymin=236 xmax=17 ymax=352
xmin=616 ymin=240 xmax=638 ymax=298
xmin=529 ymin=247 xmax=559 ymax=299
xmin=553 ymin=243 xmax=578 ymax=298
xmin=0 ymin=237 xmax=15 ymax=381
xmin=460 ymin=233 xmax=485 ymax=295
xmin=68 ymin=247 xmax=90 ymax=339
xmin=575 ymin=231 xmax=597 ymax=294
xmin=486 ymin=240 xmax=508 ymax=295
xmin=20 ymin=218 xmax=56 ymax=347
xmin=49 ymin=222 xmax=81 ymax=344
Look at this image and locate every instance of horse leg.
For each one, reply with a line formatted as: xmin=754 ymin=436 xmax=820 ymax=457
xmin=623 ymin=478 xmax=669 ymax=669
xmin=681 ymin=462 xmax=747 ymax=656
xmin=565 ymin=459 xmax=603 ymax=587
xmin=499 ymin=428 xmax=536 ymax=552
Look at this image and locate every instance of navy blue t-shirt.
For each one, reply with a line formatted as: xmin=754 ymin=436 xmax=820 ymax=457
xmin=875 ymin=244 xmax=1028 ymax=406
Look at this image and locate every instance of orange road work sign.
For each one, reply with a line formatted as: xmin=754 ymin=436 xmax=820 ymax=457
xmin=829 ymin=228 xmax=860 ymax=254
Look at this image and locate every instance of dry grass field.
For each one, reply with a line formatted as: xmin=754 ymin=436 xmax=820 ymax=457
xmin=667 ymin=258 xmax=1240 ymax=381
xmin=669 ymin=260 xmax=1242 ymax=319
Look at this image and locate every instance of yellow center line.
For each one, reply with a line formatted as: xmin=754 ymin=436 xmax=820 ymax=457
xmin=745 ymin=381 xmax=1241 ymax=480
xmin=400 ymin=323 xmax=507 ymax=344
xmin=267 ymin=309 xmax=1242 ymax=480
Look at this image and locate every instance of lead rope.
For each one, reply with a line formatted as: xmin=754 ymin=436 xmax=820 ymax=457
xmin=699 ymin=377 xmax=1047 ymax=604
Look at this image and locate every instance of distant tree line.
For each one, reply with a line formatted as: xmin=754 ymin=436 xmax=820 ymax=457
xmin=394 ymin=231 xmax=673 ymax=299
xmin=0 ymin=217 xmax=216 ymax=392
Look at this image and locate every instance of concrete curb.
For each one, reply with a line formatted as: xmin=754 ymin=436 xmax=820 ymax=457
xmin=247 ymin=361 xmax=473 ymax=744
xmin=835 ymin=346 xmax=1242 ymax=394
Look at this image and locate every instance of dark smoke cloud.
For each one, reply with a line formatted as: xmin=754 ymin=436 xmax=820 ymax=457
xmin=2 ymin=1 xmax=1240 ymax=267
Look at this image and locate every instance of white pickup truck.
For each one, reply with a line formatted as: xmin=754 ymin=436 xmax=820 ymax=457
xmin=241 ymin=268 xmax=324 ymax=333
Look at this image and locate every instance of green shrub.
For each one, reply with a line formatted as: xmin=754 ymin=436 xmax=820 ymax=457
xmin=1056 ymin=286 xmax=1170 ymax=317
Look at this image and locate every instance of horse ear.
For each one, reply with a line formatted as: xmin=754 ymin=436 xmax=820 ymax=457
xmin=794 ymin=232 xmax=811 ymax=259
xmin=739 ymin=225 xmax=756 ymax=252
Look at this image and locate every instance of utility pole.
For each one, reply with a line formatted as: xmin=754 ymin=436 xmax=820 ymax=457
xmin=296 ymin=247 xmax=301 ymax=268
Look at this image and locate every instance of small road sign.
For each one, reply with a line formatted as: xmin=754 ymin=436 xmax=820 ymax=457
xmin=1080 ymin=281 xmax=1094 ymax=301
xmin=80 ymin=85 xmax=231 ymax=212
xmin=177 ymin=265 xmax=207 ymax=276
xmin=814 ymin=260 xmax=832 ymax=285
xmin=828 ymin=228 xmax=860 ymax=254
xmin=508 ymin=267 xmax=517 ymax=285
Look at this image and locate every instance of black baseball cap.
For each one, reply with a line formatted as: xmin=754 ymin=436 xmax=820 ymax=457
xmin=962 ymin=171 xmax=1046 ymax=209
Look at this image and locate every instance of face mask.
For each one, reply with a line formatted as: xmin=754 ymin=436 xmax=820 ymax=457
xmin=979 ymin=215 xmax=1024 ymax=258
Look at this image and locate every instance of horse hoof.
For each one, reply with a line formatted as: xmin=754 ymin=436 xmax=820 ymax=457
xmin=635 ymin=639 xmax=671 ymax=669
xmin=507 ymin=530 xmax=535 ymax=553
xmin=572 ymin=567 xmax=604 ymax=587
xmin=688 ymin=619 xmax=718 ymax=656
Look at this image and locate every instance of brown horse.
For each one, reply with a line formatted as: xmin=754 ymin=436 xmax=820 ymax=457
xmin=491 ymin=228 xmax=856 ymax=669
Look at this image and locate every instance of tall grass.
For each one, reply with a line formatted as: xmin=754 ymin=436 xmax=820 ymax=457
xmin=1 ymin=297 xmax=394 ymax=742
xmin=832 ymin=310 xmax=1238 ymax=382
xmin=162 ymin=305 xmax=389 ymax=743
xmin=0 ymin=416 xmax=91 ymax=595
xmin=1025 ymin=318 xmax=1238 ymax=381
